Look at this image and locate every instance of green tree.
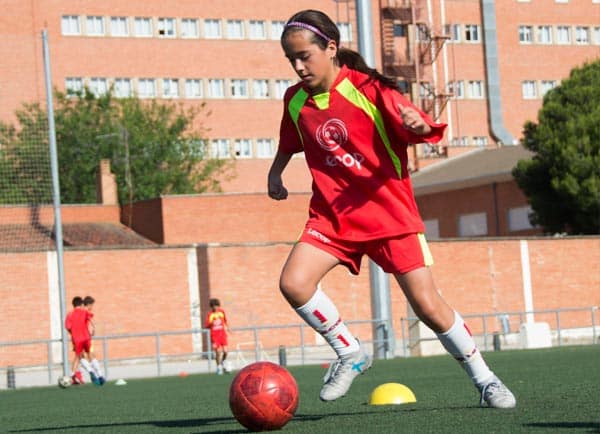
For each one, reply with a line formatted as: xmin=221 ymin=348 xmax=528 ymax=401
xmin=0 ymin=89 xmax=231 ymax=205
xmin=513 ymin=60 xmax=600 ymax=234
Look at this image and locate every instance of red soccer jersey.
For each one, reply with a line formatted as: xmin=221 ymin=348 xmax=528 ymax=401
xmin=205 ymin=308 xmax=227 ymax=334
xmin=279 ymin=65 xmax=447 ymax=241
xmin=65 ymin=308 xmax=93 ymax=343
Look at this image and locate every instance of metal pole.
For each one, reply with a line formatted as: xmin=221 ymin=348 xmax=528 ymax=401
xmin=42 ymin=29 xmax=69 ymax=376
xmin=355 ymin=0 xmax=396 ymax=359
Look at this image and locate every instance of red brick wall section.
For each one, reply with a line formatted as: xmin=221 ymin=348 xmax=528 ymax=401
xmin=0 ymin=238 xmax=598 ymax=366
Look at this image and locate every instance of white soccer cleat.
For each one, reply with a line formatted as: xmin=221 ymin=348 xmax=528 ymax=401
xmin=320 ymin=346 xmax=372 ymax=402
xmin=479 ymin=376 xmax=517 ymax=408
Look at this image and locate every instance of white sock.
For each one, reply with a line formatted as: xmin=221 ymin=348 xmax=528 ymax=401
xmin=91 ymin=359 xmax=103 ymax=377
xmin=436 ymin=311 xmax=494 ymax=387
xmin=79 ymin=358 xmax=92 ymax=373
xmin=295 ymin=288 xmax=359 ymax=357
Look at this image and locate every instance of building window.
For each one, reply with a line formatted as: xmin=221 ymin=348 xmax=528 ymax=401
xmin=556 ymin=25 xmax=571 ymax=44
xmin=537 ymin=25 xmax=553 ymax=44
xmin=473 ymin=136 xmax=488 ymax=147
xmin=158 ymin=18 xmax=176 ymax=38
xmin=575 ymin=26 xmax=590 ymax=44
xmin=423 ymin=219 xmax=440 ymax=240
xmin=185 ymin=79 xmax=203 ymax=98
xmin=519 ymin=25 xmax=533 ymax=43
xmin=208 ymin=79 xmax=224 ymax=98
xmin=249 ymin=20 xmax=266 ymax=39
xmin=253 ymin=79 xmax=269 ymax=98
xmin=415 ymin=23 xmax=430 ymax=42
xmin=458 ymin=212 xmax=488 ymax=237
xmin=270 ymin=21 xmax=285 ymax=40
xmin=338 ymin=22 xmax=352 ymax=42
xmin=211 ymin=139 xmax=231 ymax=158
xmin=114 ymin=78 xmax=132 ymax=98
xmin=138 ymin=78 xmax=156 ymax=98
xmin=162 ymin=78 xmax=179 ymax=98
xmin=394 ymin=24 xmax=407 ymax=37
xmin=508 ymin=206 xmax=535 ymax=231
xmin=65 ymin=77 xmax=83 ymax=94
xmin=593 ymin=27 xmax=600 ymax=45
xmin=274 ymin=79 xmax=293 ymax=99
xmin=181 ymin=18 xmax=199 ymax=38
xmin=256 ymin=138 xmax=275 ymax=158
xmin=86 ymin=16 xmax=105 ymax=36
xmin=227 ymin=19 xmax=244 ymax=39
xmin=540 ymin=80 xmax=557 ymax=97
xmin=464 ymin=24 xmax=480 ymax=42
xmin=522 ymin=80 xmax=537 ymax=99
xmin=234 ymin=139 xmax=252 ymax=158
xmin=444 ymin=24 xmax=461 ymax=42
xmin=204 ymin=19 xmax=222 ymax=39
xmin=89 ymin=78 xmax=108 ymax=97
xmin=110 ymin=17 xmax=129 ymax=36
xmin=230 ymin=79 xmax=248 ymax=98
xmin=448 ymin=80 xmax=464 ymax=98
xmin=467 ymin=80 xmax=484 ymax=99
xmin=61 ymin=15 xmax=81 ymax=35
xmin=134 ymin=17 xmax=153 ymax=37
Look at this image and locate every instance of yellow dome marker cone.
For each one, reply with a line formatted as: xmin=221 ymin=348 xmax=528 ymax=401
xmin=369 ymin=383 xmax=416 ymax=405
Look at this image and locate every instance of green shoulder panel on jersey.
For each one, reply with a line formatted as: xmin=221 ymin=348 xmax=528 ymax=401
xmin=335 ymin=78 xmax=403 ymax=178
xmin=288 ymin=88 xmax=309 ymax=146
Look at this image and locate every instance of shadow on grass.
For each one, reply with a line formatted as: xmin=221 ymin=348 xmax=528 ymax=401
xmin=524 ymin=422 xmax=600 ymax=433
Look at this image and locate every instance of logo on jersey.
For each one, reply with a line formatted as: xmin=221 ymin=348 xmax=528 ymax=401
xmin=315 ymin=118 xmax=364 ymax=170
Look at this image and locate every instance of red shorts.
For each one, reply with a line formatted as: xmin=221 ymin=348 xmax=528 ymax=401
xmin=211 ymin=331 xmax=227 ymax=349
xmin=72 ymin=339 xmax=91 ymax=356
xmin=299 ymin=228 xmax=434 ymax=275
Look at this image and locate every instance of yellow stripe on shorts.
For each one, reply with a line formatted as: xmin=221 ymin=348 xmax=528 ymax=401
xmin=417 ymin=233 xmax=434 ymax=267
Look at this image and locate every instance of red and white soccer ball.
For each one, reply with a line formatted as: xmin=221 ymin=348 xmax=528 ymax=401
xmin=58 ymin=375 xmax=72 ymax=388
xmin=229 ymin=361 xmax=299 ymax=431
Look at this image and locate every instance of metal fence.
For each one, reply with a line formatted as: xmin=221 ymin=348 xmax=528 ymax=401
xmin=1 ymin=307 xmax=598 ymax=389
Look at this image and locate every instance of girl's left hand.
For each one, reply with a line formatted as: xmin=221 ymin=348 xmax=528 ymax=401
xmin=398 ymin=103 xmax=431 ymax=135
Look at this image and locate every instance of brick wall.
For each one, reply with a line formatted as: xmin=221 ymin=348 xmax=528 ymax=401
xmin=1 ymin=237 xmax=598 ymax=366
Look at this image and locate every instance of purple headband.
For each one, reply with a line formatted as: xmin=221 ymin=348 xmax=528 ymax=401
xmin=285 ymin=21 xmax=332 ymax=42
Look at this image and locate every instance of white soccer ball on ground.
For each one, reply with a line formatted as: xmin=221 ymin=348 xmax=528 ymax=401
xmin=58 ymin=375 xmax=72 ymax=388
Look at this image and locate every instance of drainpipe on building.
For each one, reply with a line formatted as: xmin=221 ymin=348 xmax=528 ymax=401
xmin=481 ymin=0 xmax=516 ymax=145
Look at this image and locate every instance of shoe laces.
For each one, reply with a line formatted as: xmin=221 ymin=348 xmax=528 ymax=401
xmin=480 ymin=381 xmax=501 ymax=405
xmin=323 ymin=358 xmax=343 ymax=384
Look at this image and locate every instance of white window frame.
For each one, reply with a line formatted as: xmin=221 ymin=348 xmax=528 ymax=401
xmin=337 ymin=22 xmax=352 ymax=42
xmin=181 ymin=18 xmax=199 ymax=38
xmin=230 ymin=79 xmax=249 ymax=98
xmin=448 ymin=80 xmax=464 ymax=98
xmin=61 ymin=15 xmax=81 ymax=35
xmin=593 ymin=27 xmax=600 ymax=45
xmin=252 ymin=79 xmax=269 ymax=98
xmin=540 ymin=80 xmax=556 ymax=97
xmin=249 ymin=20 xmax=266 ymax=40
xmin=556 ymin=25 xmax=571 ymax=44
xmin=110 ymin=17 xmax=129 ymax=37
xmin=522 ymin=80 xmax=537 ymax=99
xmin=138 ymin=78 xmax=156 ymax=98
xmin=274 ymin=79 xmax=293 ymax=99
xmin=65 ymin=77 xmax=83 ymax=94
xmin=234 ymin=139 xmax=253 ymax=158
xmin=464 ymin=24 xmax=480 ymax=42
xmin=467 ymin=80 xmax=484 ymax=99
xmin=134 ymin=17 xmax=153 ymax=37
xmin=519 ymin=25 xmax=533 ymax=44
xmin=208 ymin=79 xmax=224 ymax=98
xmin=575 ymin=26 xmax=590 ymax=45
xmin=270 ymin=21 xmax=285 ymax=40
xmin=89 ymin=77 xmax=108 ymax=97
xmin=211 ymin=139 xmax=231 ymax=158
xmin=185 ymin=79 xmax=203 ymax=98
xmin=458 ymin=212 xmax=488 ymax=237
xmin=86 ymin=16 xmax=105 ymax=36
xmin=162 ymin=78 xmax=179 ymax=98
xmin=256 ymin=138 xmax=275 ymax=158
xmin=473 ymin=136 xmax=488 ymax=147
xmin=158 ymin=17 xmax=176 ymax=38
xmin=445 ymin=24 xmax=461 ymax=42
xmin=204 ymin=19 xmax=222 ymax=39
xmin=227 ymin=19 xmax=244 ymax=39
xmin=113 ymin=78 xmax=132 ymax=98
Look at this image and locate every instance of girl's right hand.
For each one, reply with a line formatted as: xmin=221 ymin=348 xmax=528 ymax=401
xmin=268 ymin=175 xmax=288 ymax=200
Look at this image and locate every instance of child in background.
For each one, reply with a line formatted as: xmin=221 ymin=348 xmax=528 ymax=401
xmin=83 ymin=295 xmax=105 ymax=385
xmin=65 ymin=296 xmax=95 ymax=385
xmin=205 ymin=298 xmax=230 ymax=375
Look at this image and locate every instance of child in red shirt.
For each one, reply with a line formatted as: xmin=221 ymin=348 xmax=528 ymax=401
xmin=267 ymin=9 xmax=515 ymax=408
xmin=205 ymin=298 xmax=230 ymax=375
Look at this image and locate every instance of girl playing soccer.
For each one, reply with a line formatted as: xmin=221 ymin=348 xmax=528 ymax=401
xmin=267 ymin=9 xmax=515 ymax=408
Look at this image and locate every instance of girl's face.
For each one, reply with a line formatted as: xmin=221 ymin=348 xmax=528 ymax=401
xmin=282 ymin=30 xmax=338 ymax=94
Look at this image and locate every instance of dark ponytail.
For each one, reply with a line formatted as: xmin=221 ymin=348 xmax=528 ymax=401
xmin=282 ymin=9 xmax=399 ymax=90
